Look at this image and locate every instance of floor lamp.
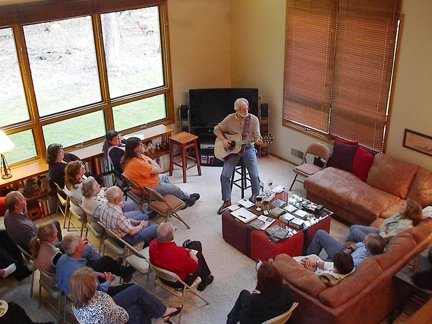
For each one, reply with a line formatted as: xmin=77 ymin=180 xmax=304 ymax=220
xmin=0 ymin=130 xmax=15 ymax=179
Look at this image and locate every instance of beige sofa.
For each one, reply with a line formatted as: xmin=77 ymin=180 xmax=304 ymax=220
xmin=273 ymin=219 xmax=432 ymax=324
xmin=304 ymin=153 xmax=432 ymax=225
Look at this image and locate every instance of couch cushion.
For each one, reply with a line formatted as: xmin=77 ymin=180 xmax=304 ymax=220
xmin=407 ymin=167 xmax=432 ymax=207
xmin=305 ymin=167 xmax=400 ymax=222
xmin=374 ymin=233 xmax=416 ymax=270
xmin=379 ymin=201 xmax=406 ymax=219
xmin=352 ymin=146 xmax=375 ymax=181
xmin=319 ymin=258 xmax=382 ymax=308
xmin=404 ymin=218 xmax=432 ymax=244
xmin=328 ymin=141 xmax=358 ymax=172
xmin=273 ymin=254 xmax=327 ymax=297
xmin=367 ymin=153 xmax=419 ymax=199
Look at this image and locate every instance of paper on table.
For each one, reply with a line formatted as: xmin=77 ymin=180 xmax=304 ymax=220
xmin=227 ymin=204 xmax=240 ymax=211
xmin=272 ymin=185 xmax=286 ymax=193
xmin=231 ymin=207 xmax=258 ymax=223
xmin=237 ymin=198 xmax=254 ymax=209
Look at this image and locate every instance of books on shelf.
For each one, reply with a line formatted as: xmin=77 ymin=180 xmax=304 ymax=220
xmin=249 ymin=215 xmax=276 ymax=230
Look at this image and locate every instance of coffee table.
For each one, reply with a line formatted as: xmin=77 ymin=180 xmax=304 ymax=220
xmin=221 ymin=191 xmax=333 ymax=259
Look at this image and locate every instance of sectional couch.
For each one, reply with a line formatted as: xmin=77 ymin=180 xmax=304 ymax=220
xmin=273 ymin=218 xmax=432 ymax=324
xmin=304 ymin=152 xmax=432 ymax=225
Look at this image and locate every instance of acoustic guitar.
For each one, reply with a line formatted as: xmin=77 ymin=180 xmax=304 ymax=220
xmin=214 ymin=133 xmax=274 ymax=161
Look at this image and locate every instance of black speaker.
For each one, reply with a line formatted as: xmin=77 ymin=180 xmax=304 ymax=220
xmin=178 ymin=105 xmax=190 ymax=132
xmin=259 ymin=103 xmax=269 ymax=118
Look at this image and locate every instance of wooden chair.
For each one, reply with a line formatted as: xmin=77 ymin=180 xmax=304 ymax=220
xmin=63 ymin=193 xmax=86 ymax=237
xmin=149 ymin=261 xmax=209 ymax=323
xmin=263 ymin=302 xmax=299 ymax=324
xmin=289 ymin=142 xmax=330 ymax=190
xmin=144 ymin=186 xmax=188 ymax=229
xmin=16 ymin=244 xmax=36 ymax=298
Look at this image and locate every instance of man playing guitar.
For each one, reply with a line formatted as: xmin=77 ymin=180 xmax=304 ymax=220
xmin=214 ymin=98 xmax=263 ymax=214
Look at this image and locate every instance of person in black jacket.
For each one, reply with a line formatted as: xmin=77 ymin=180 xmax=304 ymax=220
xmin=226 ymin=261 xmax=294 ymax=324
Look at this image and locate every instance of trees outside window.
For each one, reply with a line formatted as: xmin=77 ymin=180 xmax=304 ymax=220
xmin=0 ymin=1 xmax=171 ymax=165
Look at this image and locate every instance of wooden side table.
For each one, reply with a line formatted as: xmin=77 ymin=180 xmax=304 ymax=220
xmin=169 ymin=132 xmax=202 ymax=183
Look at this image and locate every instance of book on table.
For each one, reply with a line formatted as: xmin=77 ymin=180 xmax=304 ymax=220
xmin=249 ymin=215 xmax=276 ymax=230
xmin=265 ymin=225 xmax=294 ymax=242
xmin=230 ymin=207 xmax=258 ymax=223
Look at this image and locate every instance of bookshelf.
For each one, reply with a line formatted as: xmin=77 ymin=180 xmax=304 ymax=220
xmin=0 ymin=125 xmax=173 ymax=220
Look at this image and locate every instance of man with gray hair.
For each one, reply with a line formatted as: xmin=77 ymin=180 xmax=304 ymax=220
xmin=81 ymin=176 xmax=148 ymax=219
xmin=149 ymin=223 xmax=214 ymax=291
xmin=98 ymin=186 xmax=157 ymax=246
xmin=214 ymin=98 xmax=263 ymax=214
xmin=56 ymin=232 xmax=134 ymax=295
xmin=4 ymin=191 xmax=62 ymax=252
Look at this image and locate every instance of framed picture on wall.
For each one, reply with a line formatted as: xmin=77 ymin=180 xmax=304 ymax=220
xmin=403 ymin=129 xmax=432 ymax=157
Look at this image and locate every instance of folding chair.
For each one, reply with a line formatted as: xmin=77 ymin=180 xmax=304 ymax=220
xmin=263 ymin=302 xmax=299 ymax=324
xmin=38 ymin=269 xmax=64 ymax=322
xmin=63 ymin=194 xmax=86 ymax=237
xmin=144 ymin=186 xmax=188 ymax=229
xmin=52 ymin=181 xmax=69 ymax=229
xmin=16 ymin=244 xmax=36 ymax=298
xmin=289 ymin=142 xmax=330 ymax=190
xmin=122 ymin=174 xmax=149 ymax=206
xmin=83 ymin=210 xmax=105 ymax=253
xmin=149 ymin=261 xmax=209 ymax=323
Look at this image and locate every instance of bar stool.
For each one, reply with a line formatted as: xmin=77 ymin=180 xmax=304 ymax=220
xmin=169 ymin=131 xmax=202 ymax=183
xmin=230 ymin=158 xmax=251 ymax=198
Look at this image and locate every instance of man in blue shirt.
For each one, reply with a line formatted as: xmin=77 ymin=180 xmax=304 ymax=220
xmin=56 ymin=233 xmax=134 ymax=295
xmin=307 ymin=230 xmax=385 ymax=268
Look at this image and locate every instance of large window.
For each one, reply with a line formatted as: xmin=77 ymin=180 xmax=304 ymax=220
xmin=283 ymin=0 xmax=401 ymax=150
xmin=0 ymin=0 xmax=172 ymax=165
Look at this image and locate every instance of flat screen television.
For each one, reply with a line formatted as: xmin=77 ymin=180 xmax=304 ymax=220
xmin=189 ymin=88 xmax=259 ymax=129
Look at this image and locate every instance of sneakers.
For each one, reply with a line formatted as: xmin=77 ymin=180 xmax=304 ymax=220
xmin=182 ymin=239 xmax=192 ymax=248
xmin=187 ymin=193 xmax=200 ymax=207
xmin=197 ymin=275 xmax=214 ymax=291
xmin=217 ymin=201 xmax=231 ymax=214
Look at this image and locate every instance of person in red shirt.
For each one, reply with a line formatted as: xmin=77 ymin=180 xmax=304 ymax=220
xmin=149 ymin=223 xmax=213 ymax=291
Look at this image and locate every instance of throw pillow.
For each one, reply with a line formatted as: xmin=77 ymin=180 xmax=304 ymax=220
xmin=333 ymin=137 xmax=358 ymax=146
xmin=352 ymin=146 xmax=375 ymax=181
xmin=328 ymin=141 xmax=358 ymax=172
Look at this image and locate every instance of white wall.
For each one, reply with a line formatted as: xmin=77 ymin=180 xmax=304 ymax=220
xmin=169 ymin=0 xmax=432 ymax=168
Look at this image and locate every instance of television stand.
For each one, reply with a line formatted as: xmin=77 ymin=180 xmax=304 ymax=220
xmin=190 ymin=127 xmax=223 ymax=166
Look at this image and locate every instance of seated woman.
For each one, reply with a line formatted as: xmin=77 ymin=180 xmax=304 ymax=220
xmin=64 ymin=161 xmax=86 ymax=216
xmin=30 ymin=223 xmax=62 ymax=276
xmin=227 ymin=261 xmax=294 ymax=324
xmin=102 ymin=130 xmax=125 ymax=175
xmin=296 ymin=252 xmax=354 ymax=286
xmin=70 ymin=267 xmax=182 ymax=324
xmin=81 ymin=176 xmax=148 ymax=220
xmin=46 ymin=143 xmax=80 ymax=188
xmin=347 ymin=199 xmax=424 ymax=243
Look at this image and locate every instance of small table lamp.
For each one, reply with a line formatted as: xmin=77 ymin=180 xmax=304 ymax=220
xmin=0 ymin=130 xmax=15 ymax=179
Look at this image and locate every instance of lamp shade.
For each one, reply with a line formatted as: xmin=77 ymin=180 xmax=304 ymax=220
xmin=0 ymin=130 xmax=15 ymax=154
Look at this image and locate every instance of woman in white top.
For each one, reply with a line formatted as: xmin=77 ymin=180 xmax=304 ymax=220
xmin=80 ymin=177 xmax=148 ymax=221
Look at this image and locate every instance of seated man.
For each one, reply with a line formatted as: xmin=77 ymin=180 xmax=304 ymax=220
xmin=307 ymin=230 xmax=385 ymax=268
xmin=3 ymin=191 xmax=62 ymax=252
xmin=149 ymin=223 xmax=214 ymax=291
xmin=122 ymin=137 xmax=200 ymax=207
xmin=56 ymin=232 xmax=134 ymax=295
xmin=81 ymin=176 xmax=147 ymax=219
xmin=97 ymin=186 xmax=157 ymax=246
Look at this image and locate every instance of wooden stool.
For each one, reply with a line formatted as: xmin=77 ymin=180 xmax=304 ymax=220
xmin=169 ymin=132 xmax=202 ymax=183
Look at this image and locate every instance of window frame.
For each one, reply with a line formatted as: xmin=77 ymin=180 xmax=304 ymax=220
xmin=0 ymin=0 xmax=173 ymax=166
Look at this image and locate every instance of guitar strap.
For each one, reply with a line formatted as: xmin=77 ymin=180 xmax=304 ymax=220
xmin=242 ymin=114 xmax=251 ymax=140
